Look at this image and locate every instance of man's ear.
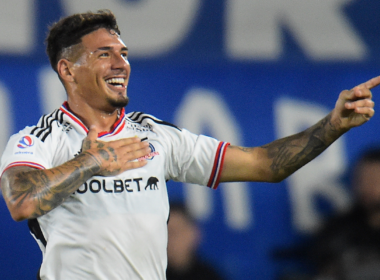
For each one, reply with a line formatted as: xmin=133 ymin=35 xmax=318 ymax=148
xmin=57 ymin=59 xmax=75 ymax=83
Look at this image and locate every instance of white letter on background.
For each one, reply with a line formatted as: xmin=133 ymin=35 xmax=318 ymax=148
xmin=38 ymin=66 xmax=66 ymax=114
xmin=62 ymin=0 xmax=200 ymax=57
xmin=274 ymin=98 xmax=351 ymax=232
xmin=175 ymin=88 xmax=252 ymax=230
xmin=0 ymin=82 xmax=13 ymax=161
xmin=226 ymin=0 xmax=366 ymax=60
xmin=0 ymin=1 xmax=35 ymax=54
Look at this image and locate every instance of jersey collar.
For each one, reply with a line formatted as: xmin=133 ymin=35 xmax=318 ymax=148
xmin=59 ymin=101 xmax=126 ymax=138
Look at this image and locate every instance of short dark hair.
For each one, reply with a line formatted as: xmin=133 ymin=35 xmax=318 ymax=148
xmin=169 ymin=202 xmax=196 ymax=225
xmin=46 ymin=9 xmax=120 ymax=72
xmin=350 ymin=145 xmax=380 ymax=184
xmin=357 ymin=146 xmax=380 ymax=163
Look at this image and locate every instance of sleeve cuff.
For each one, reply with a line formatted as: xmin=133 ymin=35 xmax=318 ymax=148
xmin=1 ymin=161 xmax=45 ymax=176
xmin=207 ymin=142 xmax=230 ymax=190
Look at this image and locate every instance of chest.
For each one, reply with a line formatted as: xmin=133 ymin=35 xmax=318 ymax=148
xmin=53 ymin=130 xmax=169 ymax=215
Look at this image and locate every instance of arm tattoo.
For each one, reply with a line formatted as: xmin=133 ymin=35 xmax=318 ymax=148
xmin=261 ymin=113 xmax=341 ymax=179
xmin=3 ymin=152 xmax=102 ymax=218
xmin=236 ymin=147 xmax=254 ymax=153
xmin=98 ymin=149 xmax=110 ymax=161
xmin=107 ymin=147 xmax=117 ymax=162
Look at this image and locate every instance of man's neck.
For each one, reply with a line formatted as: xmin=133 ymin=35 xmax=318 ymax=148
xmin=65 ymin=100 xmax=121 ymax=133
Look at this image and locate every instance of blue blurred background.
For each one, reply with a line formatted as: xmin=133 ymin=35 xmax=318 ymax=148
xmin=1 ymin=0 xmax=380 ymax=279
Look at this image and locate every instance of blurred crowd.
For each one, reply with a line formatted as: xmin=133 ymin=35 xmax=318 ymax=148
xmin=166 ymin=203 xmax=225 ymax=280
xmin=275 ymin=146 xmax=380 ymax=280
xmin=167 ymin=146 xmax=380 ymax=280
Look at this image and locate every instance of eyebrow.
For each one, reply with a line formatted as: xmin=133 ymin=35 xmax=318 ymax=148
xmin=94 ymin=46 xmax=129 ymax=52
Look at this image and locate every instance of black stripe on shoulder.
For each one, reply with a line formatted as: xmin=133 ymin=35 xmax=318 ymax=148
xmin=31 ymin=110 xmax=57 ymax=135
xmin=28 ymin=218 xmax=47 ymax=247
xmin=30 ymin=114 xmax=47 ymax=135
xmin=127 ymin=111 xmax=181 ymax=131
xmin=31 ymin=110 xmax=64 ymax=142
xmin=141 ymin=115 xmax=182 ymax=131
xmin=128 ymin=111 xmax=142 ymax=120
xmin=41 ymin=110 xmax=63 ymax=142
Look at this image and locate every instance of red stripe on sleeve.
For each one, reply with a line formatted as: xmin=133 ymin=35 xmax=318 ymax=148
xmin=211 ymin=143 xmax=230 ymax=189
xmin=207 ymin=142 xmax=224 ymax=187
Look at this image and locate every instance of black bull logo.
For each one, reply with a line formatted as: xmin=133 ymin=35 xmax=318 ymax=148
xmin=145 ymin=177 xmax=159 ymax=190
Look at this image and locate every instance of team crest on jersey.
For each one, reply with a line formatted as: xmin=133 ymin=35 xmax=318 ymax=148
xmin=14 ymin=135 xmax=36 ymax=155
xmin=138 ymin=143 xmax=160 ymax=161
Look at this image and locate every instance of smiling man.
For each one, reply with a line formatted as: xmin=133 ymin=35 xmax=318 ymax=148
xmin=60 ymin=28 xmax=130 ymax=123
xmin=0 ymin=9 xmax=378 ymax=280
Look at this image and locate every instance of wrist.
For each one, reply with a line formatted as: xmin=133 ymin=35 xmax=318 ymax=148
xmin=77 ymin=151 xmax=103 ymax=175
xmin=329 ymin=110 xmax=350 ymax=136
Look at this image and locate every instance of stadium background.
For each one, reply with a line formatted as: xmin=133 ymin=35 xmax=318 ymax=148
xmin=1 ymin=0 xmax=380 ymax=279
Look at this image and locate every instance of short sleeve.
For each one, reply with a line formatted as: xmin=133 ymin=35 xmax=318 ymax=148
xmin=0 ymin=131 xmax=50 ymax=175
xmin=162 ymin=127 xmax=229 ymax=189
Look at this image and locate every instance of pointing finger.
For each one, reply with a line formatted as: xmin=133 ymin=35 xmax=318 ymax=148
xmin=358 ymin=75 xmax=380 ymax=90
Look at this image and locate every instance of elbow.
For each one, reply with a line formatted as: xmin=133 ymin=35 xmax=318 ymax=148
xmin=264 ymin=176 xmax=284 ymax=184
xmin=261 ymin=171 xmax=288 ymax=183
xmin=256 ymin=168 xmax=286 ymax=183
xmin=2 ymin=190 xmax=39 ymax=222
xmin=270 ymin=173 xmax=291 ymax=183
xmin=8 ymin=207 xmax=27 ymax=222
xmin=273 ymin=177 xmax=287 ymax=183
xmin=269 ymin=177 xmax=283 ymax=184
xmin=11 ymin=212 xmax=27 ymax=222
xmin=7 ymin=202 xmax=35 ymax=222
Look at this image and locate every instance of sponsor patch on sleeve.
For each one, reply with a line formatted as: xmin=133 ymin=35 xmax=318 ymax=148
xmin=13 ymin=135 xmax=37 ymax=155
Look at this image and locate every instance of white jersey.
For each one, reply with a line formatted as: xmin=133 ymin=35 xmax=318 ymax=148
xmin=0 ymin=102 xmax=229 ymax=280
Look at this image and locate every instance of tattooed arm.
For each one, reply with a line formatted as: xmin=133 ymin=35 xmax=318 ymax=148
xmin=220 ymin=75 xmax=379 ymax=183
xmin=221 ymin=113 xmax=341 ymax=182
xmin=1 ymin=127 xmax=150 ymax=221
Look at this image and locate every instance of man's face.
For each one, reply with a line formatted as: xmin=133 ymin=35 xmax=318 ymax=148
xmin=69 ymin=28 xmax=131 ymax=112
xmin=355 ymin=161 xmax=380 ymax=212
xmin=167 ymin=211 xmax=199 ymax=264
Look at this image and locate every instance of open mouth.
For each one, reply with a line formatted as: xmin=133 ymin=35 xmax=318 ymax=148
xmin=105 ymin=77 xmax=126 ymax=88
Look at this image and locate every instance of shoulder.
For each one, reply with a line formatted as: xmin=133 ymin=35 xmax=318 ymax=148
xmin=7 ymin=109 xmax=66 ymax=149
xmin=29 ymin=109 xmax=65 ymax=143
xmin=125 ymin=111 xmax=181 ymax=133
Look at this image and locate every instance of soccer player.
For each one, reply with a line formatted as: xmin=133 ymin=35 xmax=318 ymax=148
xmin=0 ymin=9 xmax=378 ymax=280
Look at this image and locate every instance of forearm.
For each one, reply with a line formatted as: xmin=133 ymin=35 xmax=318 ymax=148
xmin=222 ymin=77 xmax=377 ymax=183
xmin=1 ymin=152 xmax=101 ymax=221
xmin=262 ymin=112 xmax=343 ymax=181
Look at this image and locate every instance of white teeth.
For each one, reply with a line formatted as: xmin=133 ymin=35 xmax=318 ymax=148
xmin=106 ymin=78 xmax=125 ymax=86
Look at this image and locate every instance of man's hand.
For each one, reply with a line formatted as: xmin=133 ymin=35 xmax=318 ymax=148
xmin=332 ymin=75 xmax=380 ymax=131
xmin=221 ymin=75 xmax=380 ymax=184
xmin=1 ymin=126 xmax=152 ymax=221
xmin=82 ymin=126 xmax=151 ymax=176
